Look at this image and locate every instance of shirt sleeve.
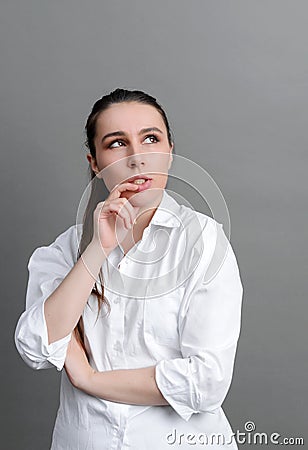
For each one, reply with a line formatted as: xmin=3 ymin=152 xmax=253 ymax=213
xmin=14 ymin=225 xmax=80 ymax=372
xmin=154 ymin=220 xmax=244 ymax=421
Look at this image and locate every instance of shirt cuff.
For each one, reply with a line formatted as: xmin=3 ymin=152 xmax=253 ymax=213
xmin=41 ymin=300 xmax=72 ymax=371
xmin=155 ymin=357 xmax=200 ymax=422
xmin=15 ymin=300 xmax=72 ymax=371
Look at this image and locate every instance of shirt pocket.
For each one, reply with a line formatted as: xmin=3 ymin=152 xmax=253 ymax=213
xmin=142 ymin=286 xmax=184 ymax=349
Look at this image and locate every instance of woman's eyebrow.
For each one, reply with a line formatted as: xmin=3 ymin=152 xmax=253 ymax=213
xmin=101 ymin=127 xmax=163 ymax=143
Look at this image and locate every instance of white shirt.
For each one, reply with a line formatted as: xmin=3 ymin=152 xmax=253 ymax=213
xmin=15 ymin=190 xmax=243 ymax=450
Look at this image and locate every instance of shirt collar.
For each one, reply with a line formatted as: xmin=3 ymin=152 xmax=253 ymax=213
xmin=150 ymin=190 xmax=182 ymax=228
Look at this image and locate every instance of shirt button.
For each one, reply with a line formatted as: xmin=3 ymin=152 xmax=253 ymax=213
xmin=113 ymin=341 xmax=121 ymax=351
xmin=114 ymin=297 xmax=120 ymax=304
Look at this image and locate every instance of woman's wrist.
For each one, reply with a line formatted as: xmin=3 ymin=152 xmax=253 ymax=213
xmin=77 ymin=240 xmax=109 ymax=282
xmin=88 ymin=238 xmax=113 ymax=258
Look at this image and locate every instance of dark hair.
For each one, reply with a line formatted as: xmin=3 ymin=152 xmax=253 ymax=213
xmin=74 ymin=88 xmax=174 ymax=356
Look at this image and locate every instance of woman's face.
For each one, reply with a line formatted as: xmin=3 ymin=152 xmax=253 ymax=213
xmin=87 ymin=101 xmax=173 ymax=208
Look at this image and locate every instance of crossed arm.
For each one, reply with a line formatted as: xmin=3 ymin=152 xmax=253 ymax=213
xmin=64 ymin=332 xmax=169 ymax=406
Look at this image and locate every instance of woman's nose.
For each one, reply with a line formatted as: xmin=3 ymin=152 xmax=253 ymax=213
xmin=127 ymin=145 xmax=146 ymax=167
xmin=128 ymin=152 xmax=145 ymax=168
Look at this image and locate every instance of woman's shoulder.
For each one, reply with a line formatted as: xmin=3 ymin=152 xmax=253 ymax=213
xmin=53 ymin=223 xmax=83 ymax=247
xmin=176 ymin=204 xmax=237 ymax=285
xmin=29 ymin=223 xmax=83 ymax=268
xmin=177 ymin=202 xmax=222 ymax=239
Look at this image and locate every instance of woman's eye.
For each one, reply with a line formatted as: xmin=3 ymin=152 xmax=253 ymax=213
xmin=144 ymin=134 xmax=159 ymax=144
xmin=108 ymin=135 xmax=159 ymax=149
xmin=109 ymin=140 xmax=124 ymax=149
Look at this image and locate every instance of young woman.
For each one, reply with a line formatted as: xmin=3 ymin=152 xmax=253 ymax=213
xmin=15 ymin=88 xmax=243 ymax=449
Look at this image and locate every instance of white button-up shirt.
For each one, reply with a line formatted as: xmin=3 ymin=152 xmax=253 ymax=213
xmin=15 ymin=190 xmax=243 ymax=449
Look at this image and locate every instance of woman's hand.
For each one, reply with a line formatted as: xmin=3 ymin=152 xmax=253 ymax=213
xmin=64 ymin=332 xmax=95 ymax=391
xmin=92 ymin=182 xmax=140 ymax=252
xmin=64 ymin=332 xmax=169 ymax=406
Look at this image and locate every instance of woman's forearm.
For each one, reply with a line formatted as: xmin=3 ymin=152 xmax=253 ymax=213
xmin=78 ymin=366 xmax=170 ymax=406
xmin=44 ymin=240 xmax=109 ymax=345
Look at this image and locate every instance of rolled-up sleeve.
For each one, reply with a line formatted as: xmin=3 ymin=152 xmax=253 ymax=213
xmin=14 ymin=225 xmax=80 ymax=371
xmin=155 ymin=221 xmax=243 ymax=421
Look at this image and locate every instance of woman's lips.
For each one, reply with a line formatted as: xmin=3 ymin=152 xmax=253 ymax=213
xmin=126 ymin=174 xmax=152 ymax=183
xmin=132 ymin=178 xmax=152 ymax=192
xmin=120 ymin=176 xmax=153 ymax=196
xmin=137 ymin=178 xmax=152 ymax=192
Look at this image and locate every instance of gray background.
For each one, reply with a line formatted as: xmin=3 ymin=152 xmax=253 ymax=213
xmin=1 ymin=1 xmax=307 ymax=449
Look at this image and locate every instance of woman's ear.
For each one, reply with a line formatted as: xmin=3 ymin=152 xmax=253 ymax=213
xmin=168 ymin=144 xmax=174 ymax=170
xmin=86 ymin=153 xmax=99 ymax=175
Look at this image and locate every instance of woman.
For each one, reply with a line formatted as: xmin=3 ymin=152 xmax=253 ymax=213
xmin=15 ymin=88 xmax=243 ymax=449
